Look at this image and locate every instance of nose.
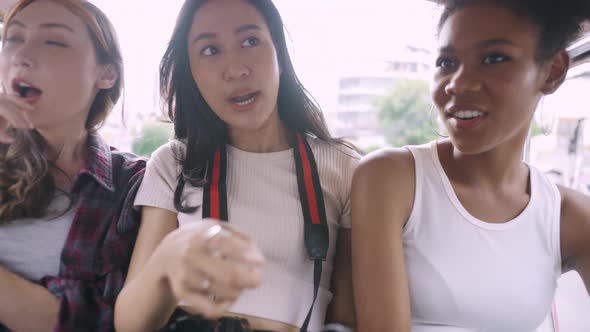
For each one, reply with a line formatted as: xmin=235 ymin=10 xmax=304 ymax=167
xmin=10 ymin=42 xmax=37 ymax=70
xmin=14 ymin=55 xmax=34 ymax=69
xmin=223 ymin=62 xmax=251 ymax=81
xmin=444 ymin=65 xmax=482 ymax=96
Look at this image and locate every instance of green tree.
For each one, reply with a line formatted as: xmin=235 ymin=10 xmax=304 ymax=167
xmin=531 ymin=120 xmax=544 ymax=137
xmin=378 ymin=79 xmax=439 ymax=147
xmin=132 ymin=121 xmax=173 ymax=157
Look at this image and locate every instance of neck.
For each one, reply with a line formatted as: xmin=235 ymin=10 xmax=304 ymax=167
xmin=441 ymin=130 xmax=530 ymax=187
xmin=38 ymin=125 xmax=88 ymax=174
xmin=229 ymin=110 xmax=291 ymax=153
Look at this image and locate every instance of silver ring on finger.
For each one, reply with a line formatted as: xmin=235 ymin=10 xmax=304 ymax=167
xmin=199 ymin=278 xmax=212 ymax=292
xmin=203 ymin=224 xmax=222 ymax=242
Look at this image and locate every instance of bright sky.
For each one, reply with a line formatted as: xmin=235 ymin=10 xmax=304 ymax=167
xmin=92 ymin=0 xmax=442 ymax=126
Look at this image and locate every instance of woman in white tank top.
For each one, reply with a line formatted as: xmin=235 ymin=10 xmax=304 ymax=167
xmin=351 ymin=1 xmax=590 ymax=331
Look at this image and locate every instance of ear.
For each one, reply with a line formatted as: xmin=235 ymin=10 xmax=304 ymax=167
xmin=96 ymin=64 xmax=118 ymax=90
xmin=540 ymin=50 xmax=570 ymax=95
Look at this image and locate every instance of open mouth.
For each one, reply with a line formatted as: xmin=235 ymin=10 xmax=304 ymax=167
xmin=452 ymin=110 xmax=485 ymax=120
xmin=229 ymin=91 xmax=259 ymax=107
xmin=448 ymin=109 xmax=488 ymax=129
xmin=12 ymin=79 xmax=43 ymax=101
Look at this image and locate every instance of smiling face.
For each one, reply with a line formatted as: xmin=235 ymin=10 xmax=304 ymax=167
xmin=431 ymin=2 xmax=563 ymax=155
xmin=187 ymin=0 xmax=281 ymax=135
xmin=0 ymin=0 xmax=113 ymax=132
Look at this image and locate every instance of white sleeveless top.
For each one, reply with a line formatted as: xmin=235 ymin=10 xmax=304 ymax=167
xmin=404 ymin=142 xmax=562 ymax=332
xmin=134 ymin=137 xmax=359 ymax=331
xmin=0 ymin=194 xmax=74 ymax=282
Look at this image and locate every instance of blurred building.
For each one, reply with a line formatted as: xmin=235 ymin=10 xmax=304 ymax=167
xmin=330 ymin=46 xmax=432 ymax=150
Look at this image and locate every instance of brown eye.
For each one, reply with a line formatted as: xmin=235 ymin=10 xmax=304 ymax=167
xmin=201 ymin=46 xmax=219 ymax=56
xmin=242 ymin=37 xmax=259 ymax=48
xmin=482 ymin=53 xmax=511 ymax=64
xmin=436 ymin=57 xmax=457 ymax=69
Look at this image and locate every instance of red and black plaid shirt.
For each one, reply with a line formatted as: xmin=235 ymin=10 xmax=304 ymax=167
xmin=2 ymin=134 xmax=145 ymax=332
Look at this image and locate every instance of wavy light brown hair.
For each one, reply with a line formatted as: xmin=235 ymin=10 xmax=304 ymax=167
xmin=0 ymin=0 xmax=123 ymax=223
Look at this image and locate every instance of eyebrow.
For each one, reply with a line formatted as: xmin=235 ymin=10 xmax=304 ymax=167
xmin=438 ymin=38 xmax=517 ymax=53
xmin=7 ymin=20 xmax=75 ymax=33
xmin=235 ymin=24 xmax=260 ymax=34
xmin=192 ymin=24 xmax=262 ymax=44
xmin=438 ymin=45 xmax=455 ymax=53
xmin=475 ymin=38 xmax=516 ymax=48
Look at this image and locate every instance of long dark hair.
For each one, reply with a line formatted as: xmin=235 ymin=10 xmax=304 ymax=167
xmin=0 ymin=0 xmax=124 ymax=223
xmin=160 ymin=0 xmax=350 ymax=212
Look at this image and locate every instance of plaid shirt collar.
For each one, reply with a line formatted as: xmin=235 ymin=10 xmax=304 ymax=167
xmin=75 ymin=133 xmax=115 ymax=193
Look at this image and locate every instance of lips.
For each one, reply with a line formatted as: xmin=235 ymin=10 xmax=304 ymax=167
xmin=445 ymin=105 xmax=488 ymax=130
xmin=228 ymin=90 xmax=260 ymax=111
xmin=11 ymin=78 xmax=42 ymax=104
xmin=450 ymin=116 xmax=487 ymax=130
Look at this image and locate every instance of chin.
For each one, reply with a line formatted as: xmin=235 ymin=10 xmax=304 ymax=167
xmin=228 ymin=119 xmax=268 ymax=133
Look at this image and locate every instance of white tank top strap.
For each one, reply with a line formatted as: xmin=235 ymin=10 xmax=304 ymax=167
xmin=528 ymin=163 xmax=563 ymax=277
xmin=403 ymin=143 xmax=430 ymax=235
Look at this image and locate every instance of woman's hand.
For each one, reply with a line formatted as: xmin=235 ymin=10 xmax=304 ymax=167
xmin=157 ymin=219 xmax=265 ymax=318
xmin=0 ymin=94 xmax=33 ymax=143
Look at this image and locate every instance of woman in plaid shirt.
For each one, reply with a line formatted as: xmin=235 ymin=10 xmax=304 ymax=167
xmin=0 ymin=0 xmax=145 ymax=331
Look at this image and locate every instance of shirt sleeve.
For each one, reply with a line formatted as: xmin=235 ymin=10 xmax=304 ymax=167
xmin=41 ymin=166 xmax=145 ymax=332
xmin=134 ymin=141 xmax=182 ymax=213
xmin=41 ymin=272 xmax=125 ymax=332
xmin=339 ymin=196 xmax=352 ymax=229
xmin=338 ymin=149 xmax=360 ymax=229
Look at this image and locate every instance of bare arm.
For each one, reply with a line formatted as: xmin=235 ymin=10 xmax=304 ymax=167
xmin=0 ymin=267 xmax=59 ymax=332
xmin=559 ymin=185 xmax=590 ymax=294
xmin=351 ymin=149 xmax=415 ymax=331
xmin=326 ymin=229 xmax=356 ymax=328
xmin=114 ymin=206 xmax=179 ymax=331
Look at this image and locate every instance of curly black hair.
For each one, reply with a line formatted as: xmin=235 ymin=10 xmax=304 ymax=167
xmin=438 ymin=0 xmax=590 ymax=62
